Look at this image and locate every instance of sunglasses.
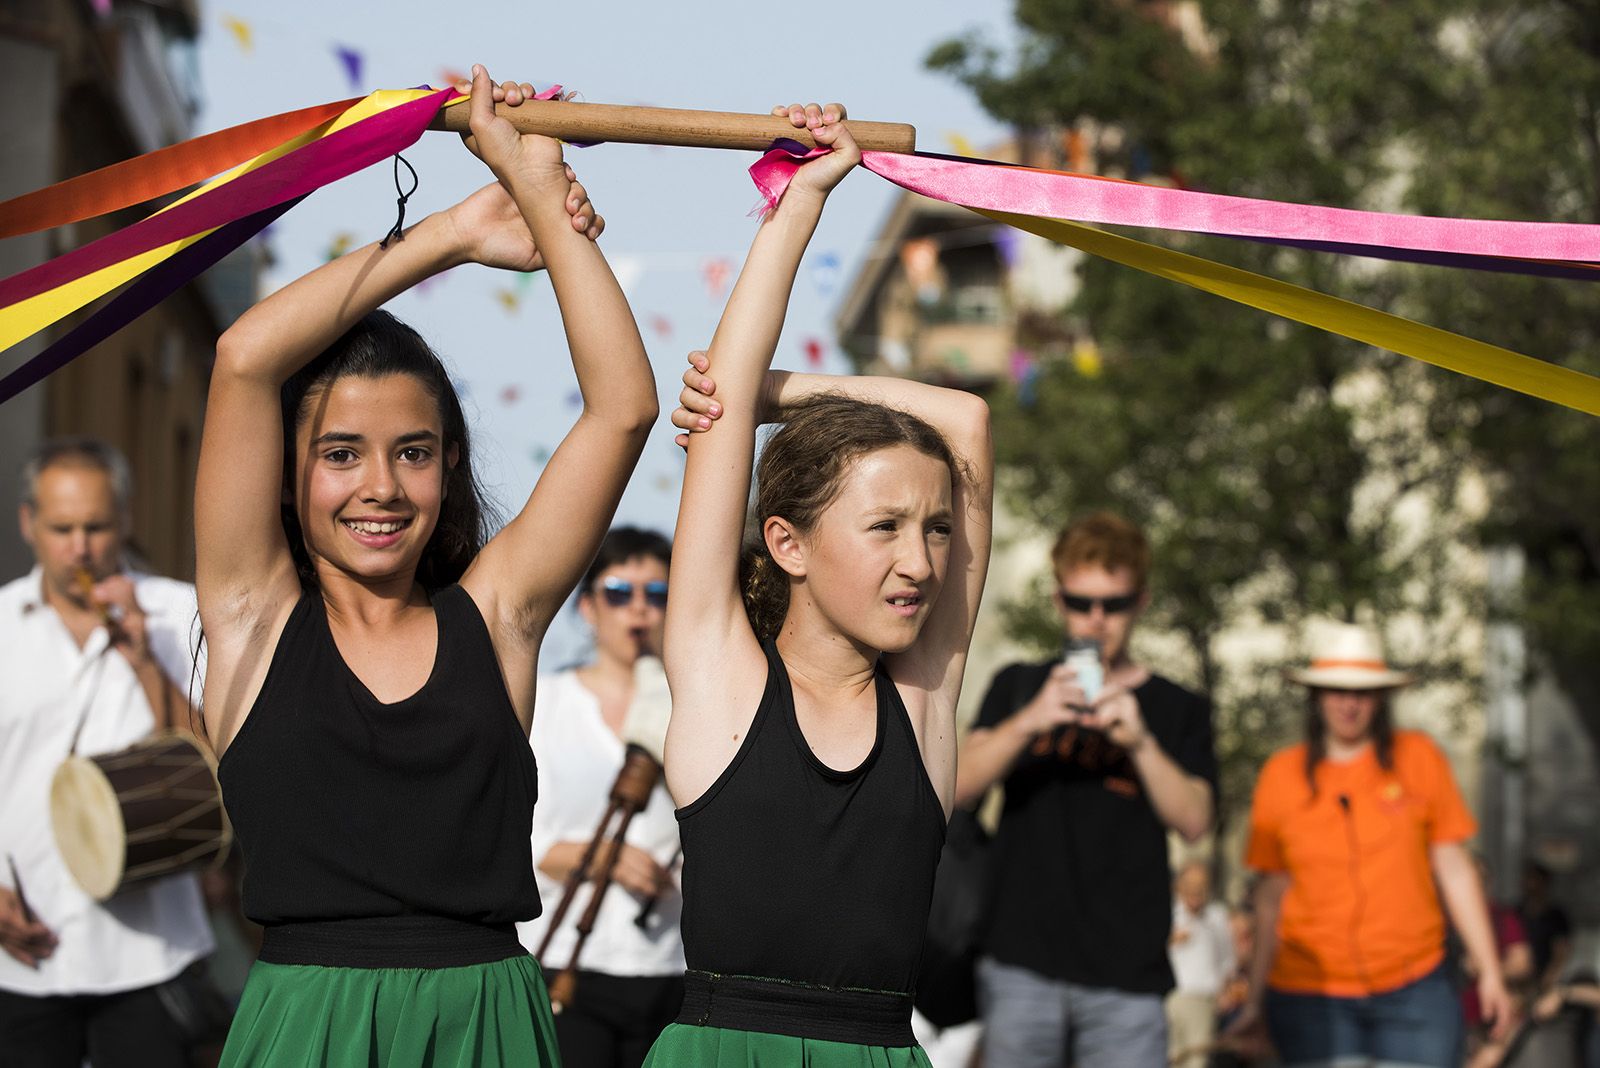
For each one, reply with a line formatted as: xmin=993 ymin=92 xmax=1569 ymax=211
xmin=598 ymin=577 xmax=668 ymax=609
xmin=1057 ymin=589 xmax=1141 ymax=615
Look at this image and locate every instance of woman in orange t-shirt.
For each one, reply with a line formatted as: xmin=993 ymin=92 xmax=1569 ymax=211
xmin=1229 ymin=624 xmax=1512 ymax=1068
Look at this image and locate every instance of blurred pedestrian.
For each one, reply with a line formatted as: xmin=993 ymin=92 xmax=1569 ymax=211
xmin=1532 ymin=973 xmax=1600 ymax=1068
xmin=0 ymin=438 xmax=214 ymax=1065
xmin=1211 ymin=906 xmax=1273 ymax=1068
xmin=1166 ymin=861 xmax=1233 ymax=1068
xmin=1519 ymin=861 xmax=1572 ymax=992
xmin=518 ymin=527 xmax=684 ymax=1068
xmin=954 ymin=512 xmax=1217 ymax=1068
xmin=1230 ymin=622 xmax=1511 ymax=1067
xmin=1461 ymin=854 xmax=1532 ymax=1068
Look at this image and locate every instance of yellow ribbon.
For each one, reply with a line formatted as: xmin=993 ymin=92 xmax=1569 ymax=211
xmin=0 ymin=90 xmax=441 ymax=353
xmin=978 ymin=208 xmax=1600 ymax=417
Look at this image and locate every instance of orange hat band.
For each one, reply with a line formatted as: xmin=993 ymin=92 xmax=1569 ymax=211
xmin=1308 ymin=658 xmax=1391 ymax=671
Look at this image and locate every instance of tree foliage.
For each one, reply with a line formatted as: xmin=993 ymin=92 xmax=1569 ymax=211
xmin=929 ymin=0 xmax=1600 ymax=813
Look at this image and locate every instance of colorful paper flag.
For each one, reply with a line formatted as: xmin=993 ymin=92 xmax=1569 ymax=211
xmin=222 ymin=15 xmax=254 ymax=54
xmin=810 ymin=251 xmax=841 ymax=297
xmin=701 ymin=257 xmax=732 ymax=299
xmin=333 ymin=46 xmax=364 ymax=91
xmin=1072 ymin=338 xmax=1103 ymax=379
xmin=945 ymin=132 xmax=978 ymax=157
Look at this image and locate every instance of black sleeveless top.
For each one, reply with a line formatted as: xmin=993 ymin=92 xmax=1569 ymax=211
xmin=217 ymin=585 xmax=541 ymax=931
xmin=676 ymin=640 xmax=945 ymax=994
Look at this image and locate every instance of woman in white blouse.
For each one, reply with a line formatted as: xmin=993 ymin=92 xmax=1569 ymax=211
xmin=517 ymin=527 xmax=683 ymax=1068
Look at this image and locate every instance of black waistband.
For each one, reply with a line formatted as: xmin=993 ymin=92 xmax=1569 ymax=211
xmin=258 ymin=915 xmax=526 ymax=969
xmin=674 ymin=970 xmax=915 ymax=1047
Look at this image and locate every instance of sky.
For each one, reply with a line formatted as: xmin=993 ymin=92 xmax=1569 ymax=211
xmin=194 ymin=0 xmax=1016 ymax=665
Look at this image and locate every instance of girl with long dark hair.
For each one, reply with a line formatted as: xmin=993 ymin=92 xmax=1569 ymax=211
xmin=644 ymin=102 xmax=994 ymax=1067
xmin=193 ymin=66 xmax=657 ymax=1065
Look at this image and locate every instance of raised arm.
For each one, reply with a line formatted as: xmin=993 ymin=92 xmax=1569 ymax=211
xmin=197 ymin=198 xmax=472 ymax=744
xmin=767 ymin=371 xmax=991 ymax=808
xmin=661 ymin=104 xmax=859 ymax=805
xmin=456 ymin=66 xmax=657 ymax=673
xmin=671 ymin=359 xmax=991 ymax=814
xmin=197 ymin=72 xmax=596 ymax=746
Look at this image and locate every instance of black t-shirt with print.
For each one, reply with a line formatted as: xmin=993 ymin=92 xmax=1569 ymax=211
xmin=974 ymin=660 xmax=1217 ymax=994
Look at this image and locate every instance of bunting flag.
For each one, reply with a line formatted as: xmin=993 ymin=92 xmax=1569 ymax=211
xmin=809 ymin=250 xmax=841 ymax=297
xmin=334 ymin=46 xmax=364 ymax=92
xmin=1071 ymin=338 xmax=1102 ymax=379
xmin=221 ymin=16 xmax=254 ymax=54
xmin=701 ymin=257 xmax=733 ymax=299
xmin=4 ymin=90 xmax=1600 ymax=418
xmin=324 ymin=231 xmax=357 ymax=262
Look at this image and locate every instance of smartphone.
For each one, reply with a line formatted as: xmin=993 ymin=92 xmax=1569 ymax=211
xmin=1062 ymin=637 xmax=1103 ymax=704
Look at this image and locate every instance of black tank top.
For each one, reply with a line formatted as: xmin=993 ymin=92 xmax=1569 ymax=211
xmin=676 ymin=639 xmax=945 ymax=994
xmin=218 ymin=585 xmax=541 ymax=929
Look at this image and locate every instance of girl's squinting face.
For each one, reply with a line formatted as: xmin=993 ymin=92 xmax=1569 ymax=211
xmin=578 ymin=555 xmax=669 ymax=665
xmin=294 ymin=374 xmax=451 ymax=582
xmin=794 ymin=445 xmax=954 ymax=654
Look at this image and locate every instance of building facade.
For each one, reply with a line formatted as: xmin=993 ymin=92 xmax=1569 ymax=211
xmin=0 ymin=0 xmax=263 ymax=581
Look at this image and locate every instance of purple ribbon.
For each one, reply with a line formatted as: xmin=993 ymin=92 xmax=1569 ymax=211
xmin=0 ymin=199 xmax=299 ymax=405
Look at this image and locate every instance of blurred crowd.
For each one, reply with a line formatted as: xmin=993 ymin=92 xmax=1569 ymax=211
xmin=3 ymin=438 xmax=1595 ymax=1068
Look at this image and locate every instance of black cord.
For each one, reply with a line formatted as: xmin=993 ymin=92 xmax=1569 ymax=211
xmin=379 ymin=153 xmax=419 ymax=248
xmin=1338 ymin=793 xmax=1375 ymax=995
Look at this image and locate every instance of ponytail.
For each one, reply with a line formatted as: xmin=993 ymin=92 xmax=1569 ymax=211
xmin=740 ymin=542 xmax=789 ymax=642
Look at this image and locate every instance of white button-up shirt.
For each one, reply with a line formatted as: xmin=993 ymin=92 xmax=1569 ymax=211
xmin=517 ymin=670 xmax=684 ymax=977
xmin=1169 ymin=899 xmax=1234 ymax=997
xmin=0 ymin=568 xmax=214 ymax=996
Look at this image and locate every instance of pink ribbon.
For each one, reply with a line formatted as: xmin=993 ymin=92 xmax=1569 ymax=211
xmin=749 ymin=145 xmax=1600 ymax=264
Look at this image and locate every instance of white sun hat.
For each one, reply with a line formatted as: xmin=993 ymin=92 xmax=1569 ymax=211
xmin=1285 ymin=622 xmax=1414 ymax=690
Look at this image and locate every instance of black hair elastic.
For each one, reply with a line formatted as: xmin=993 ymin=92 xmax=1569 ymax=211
xmin=379 ymin=153 xmax=419 ymax=248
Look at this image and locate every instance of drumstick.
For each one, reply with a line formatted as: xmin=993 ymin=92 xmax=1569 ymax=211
xmin=7 ymin=855 xmax=36 ymax=924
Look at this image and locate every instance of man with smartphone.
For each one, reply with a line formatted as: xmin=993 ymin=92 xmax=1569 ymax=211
xmin=954 ymin=511 xmax=1217 ymax=1068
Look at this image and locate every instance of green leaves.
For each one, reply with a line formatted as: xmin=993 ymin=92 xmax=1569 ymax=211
xmin=928 ymin=0 xmax=1600 ymax=779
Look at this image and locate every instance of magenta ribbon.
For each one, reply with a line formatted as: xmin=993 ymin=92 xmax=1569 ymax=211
xmin=0 ymin=199 xmax=299 ymax=405
xmin=0 ymin=88 xmax=457 ymax=313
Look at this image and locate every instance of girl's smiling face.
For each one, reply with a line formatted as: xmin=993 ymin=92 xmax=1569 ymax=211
xmin=292 ymin=373 xmax=455 ymax=584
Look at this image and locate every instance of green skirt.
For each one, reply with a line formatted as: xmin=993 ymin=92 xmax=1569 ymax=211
xmin=218 ymin=953 xmax=560 ymax=1067
xmin=643 ymin=1022 xmax=933 ymax=1067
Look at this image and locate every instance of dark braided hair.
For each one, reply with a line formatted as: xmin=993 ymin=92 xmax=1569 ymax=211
xmin=280 ymin=310 xmax=500 ymax=593
xmin=741 ymin=394 xmax=963 ymax=641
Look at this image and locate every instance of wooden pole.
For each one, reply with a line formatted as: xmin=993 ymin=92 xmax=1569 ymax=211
xmin=427 ymin=99 xmax=916 ymax=153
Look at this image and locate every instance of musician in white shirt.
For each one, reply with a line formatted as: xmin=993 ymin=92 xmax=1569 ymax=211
xmin=517 ymin=527 xmax=684 ymax=1068
xmin=0 ymin=438 xmax=214 ymax=1066
xmin=1166 ymin=860 xmax=1234 ymax=1068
